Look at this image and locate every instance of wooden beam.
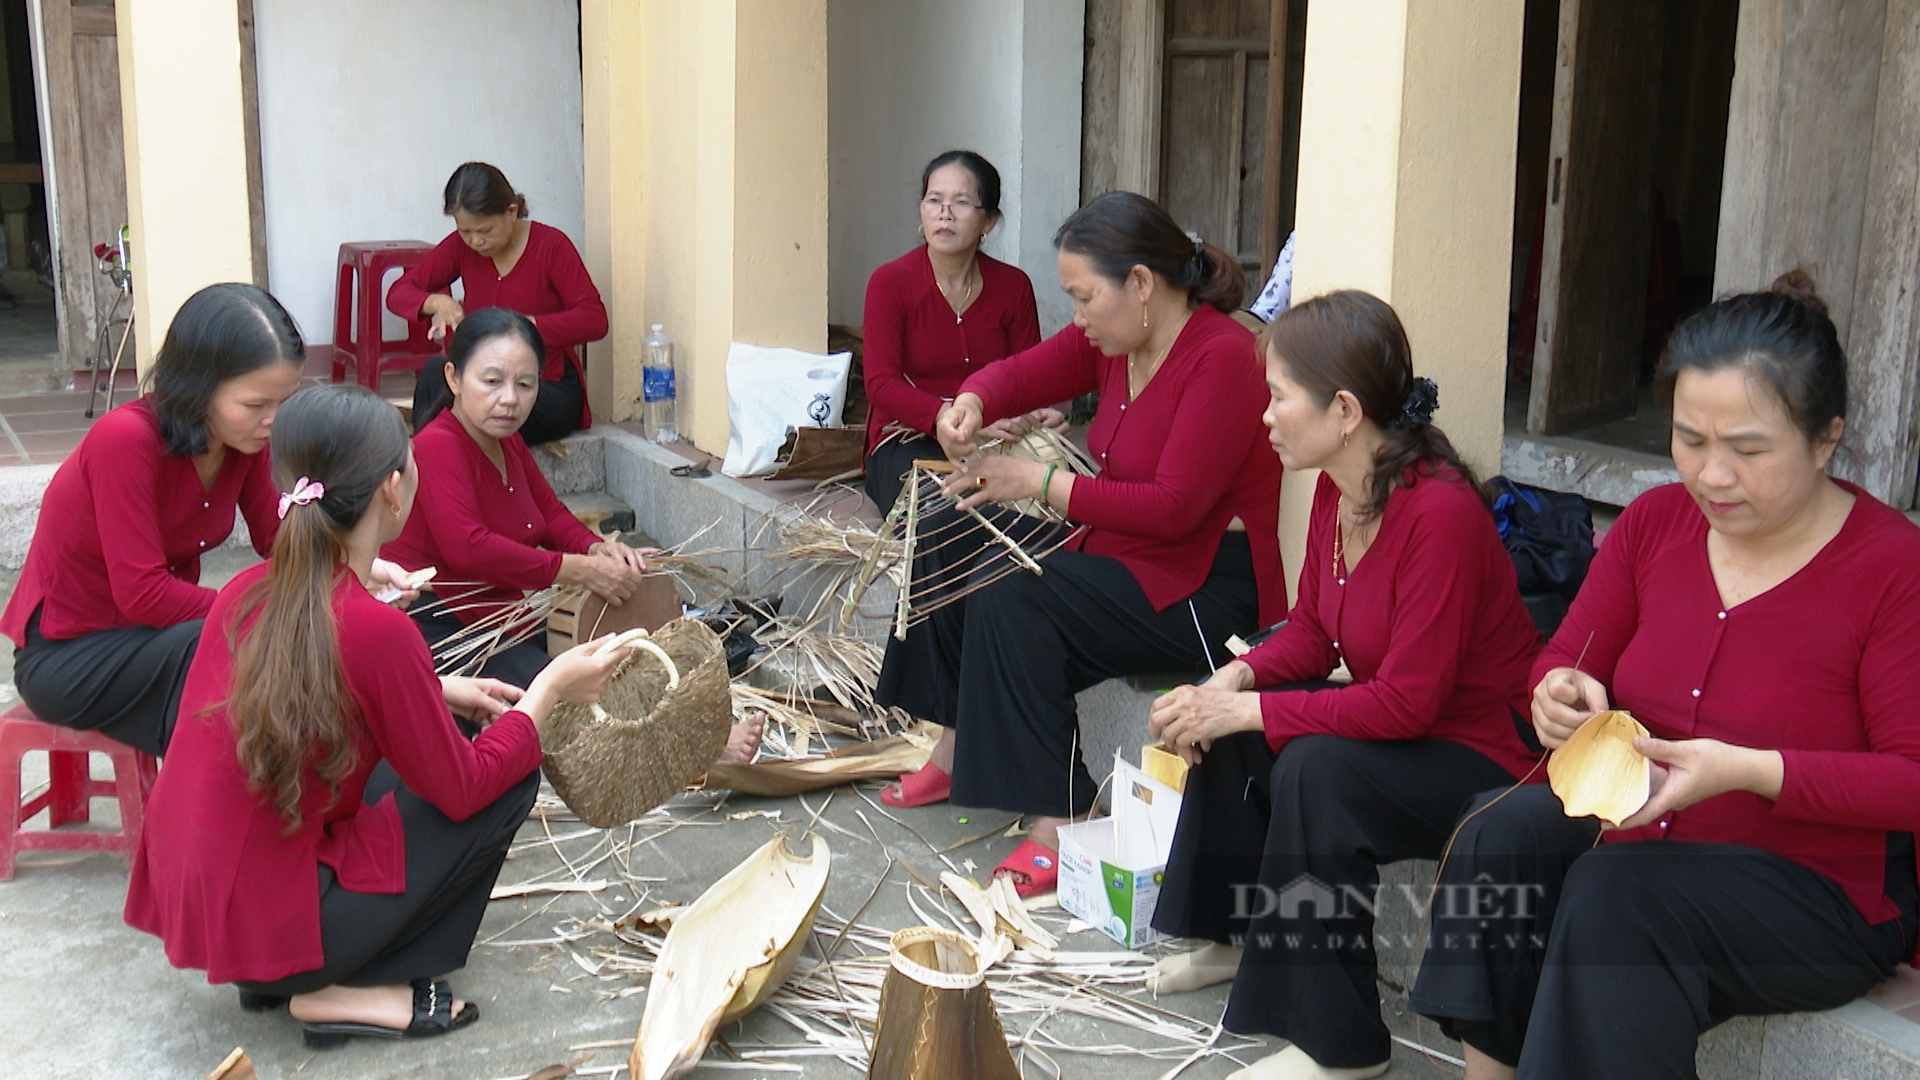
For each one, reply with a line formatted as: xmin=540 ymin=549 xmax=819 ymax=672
xmin=1839 ymin=0 xmax=1920 ymax=507
xmin=70 ymin=5 xmax=113 ymax=37
xmin=1115 ymin=0 xmax=1165 ymax=196
xmin=236 ymin=0 xmax=267 ymax=289
xmin=1225 ymin=49 xmax=1247 ymax=259
xmin=1166 ymin=35 xmax=1267 ymax=54
xmin=1260 ymin=0 xmax=1290 ymax=273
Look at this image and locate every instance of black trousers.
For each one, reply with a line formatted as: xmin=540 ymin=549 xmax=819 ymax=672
xmin=863 ymin=431 xmax=937 ymax=515
xmin=236 ymin=763 xmax=540 ymax=995
xmin=412 ymin=356 xmax=585 ymax=446
xmin=412 ymin=609 xmax=551 ymax=689
xmin=1409 ymin=784 xmax=1919 ymax=1078
xmin=1152 ymin=731 xmax=1518 ymax=1068
xmin=13 ymin=610 xmax=201 ymax=757
xmin=875 ymin=507 xmax=1257 ymax=818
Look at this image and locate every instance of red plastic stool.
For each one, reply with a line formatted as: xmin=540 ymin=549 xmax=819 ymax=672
xmin=0 ymin=704 xmax=158 ymax=880
xmin=331 ymin=240 xmax=441 ymax=389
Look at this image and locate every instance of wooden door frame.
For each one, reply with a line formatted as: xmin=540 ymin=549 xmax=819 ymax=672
xmin=1113 ymin=0 xmax=1294 ymax=273
xmin=29 ymin=0 xmax=267 ymax=371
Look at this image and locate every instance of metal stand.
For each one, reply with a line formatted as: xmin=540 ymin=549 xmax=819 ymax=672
xmin=85 ymin=286 xmax=133 ymax=420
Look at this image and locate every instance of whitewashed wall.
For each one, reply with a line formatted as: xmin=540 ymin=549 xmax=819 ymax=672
xmin=828 ymin=0 xmax=1084 ymax=336
xmin=253 ymin=0 xmax=587 ymax=344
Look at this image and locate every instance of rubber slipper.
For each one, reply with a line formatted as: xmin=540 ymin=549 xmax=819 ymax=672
xmin=881 ymin=763 xmax=951 ymax=808
xmin=992 ymin=838 xmax=1060 ymax=898
xmin=302 ymin=979 xmax=478 ymax=1050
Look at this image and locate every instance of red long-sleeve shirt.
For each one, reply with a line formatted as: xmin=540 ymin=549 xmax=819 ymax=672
xmin=960 ymin=306 xmax=1288 ymax=625
xmin=381 ymin=409 xmax=601 ymax=624
xmin=0 ymin=396 xmax=278 ymax=646
xmin=1245 ymin=470 xmax=1543 ymax=778
xmin=861 ymin=246 xmax=1041 ymax=454
xmin=1540 ymin=482 xmax=1920 ymax=927
xmin=124 ymin=563 xmax=542 ymax=984
xmin=386 ymin=221 xmax=607 ymax=429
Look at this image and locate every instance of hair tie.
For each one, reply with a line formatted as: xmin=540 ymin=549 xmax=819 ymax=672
xmin=1185 ymin=230 xmax=1205 ymax=255
xmin=1397 ymin=377 xmax=1439 ymax=429
xmin=277 ymin=476 xmax=326 ymax=519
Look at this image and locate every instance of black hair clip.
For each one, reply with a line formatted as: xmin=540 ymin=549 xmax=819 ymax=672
xmin=1398 ymin=377 xmax=1439 ymax=428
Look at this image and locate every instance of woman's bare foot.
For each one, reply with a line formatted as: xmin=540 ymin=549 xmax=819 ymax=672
xmin=289 ymin=984 xmax=467 ymax=1032
xmin=1463 ymin=1043 xmax=1517 ymax=1080
xmin=1145 ymin=941 xmax=1243 ymax=994
xmin=717 ymin=712 xmax=765 ymax=764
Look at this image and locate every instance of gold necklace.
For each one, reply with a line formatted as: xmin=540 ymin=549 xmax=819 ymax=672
xmin=1128 ymin=311 xmax=1188 ymax=388
xmin=938 ymin=261 xmax=977 ymax=323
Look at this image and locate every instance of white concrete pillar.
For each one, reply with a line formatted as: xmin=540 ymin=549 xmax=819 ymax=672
xmin=1284 ymin=0 xmax=1526 ymax=602
xmin=116 ymin=0 xmax=257 ymax=371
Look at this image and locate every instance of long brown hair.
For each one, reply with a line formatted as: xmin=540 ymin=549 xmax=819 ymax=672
xmin=226 ymin=385 xmax=410 ymax=830
xmin=1053 ymin=191 xmax=1247 ymax=313
xmin=1264 ymin=290 xmax=1482 ymax=522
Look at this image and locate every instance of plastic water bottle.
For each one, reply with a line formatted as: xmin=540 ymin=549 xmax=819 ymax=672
xmin=641 ymin=323 xmax=679 ymax=443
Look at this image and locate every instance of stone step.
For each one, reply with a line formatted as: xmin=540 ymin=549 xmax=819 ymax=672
xmin=558 ymin=489 xmax=636 ymax=539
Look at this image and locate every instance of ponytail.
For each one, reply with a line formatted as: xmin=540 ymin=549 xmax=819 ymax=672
xmin=1186 ymin=239 xmax=1248 ymax=314
xmin=224 ymin=385 xmax=410 ymax=830
xmin=1054 ymin=192 xmax=1248 ymax=313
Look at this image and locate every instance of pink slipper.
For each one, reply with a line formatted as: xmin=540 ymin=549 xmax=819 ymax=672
xmin=881 ymin=763 xmax=951 ymax=808
xmin=992 ymin=839 xmax=1059 ymax=898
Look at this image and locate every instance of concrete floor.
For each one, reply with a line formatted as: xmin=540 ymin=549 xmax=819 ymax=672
xmin=0 ymin=549 xmax=1461 ymax=1080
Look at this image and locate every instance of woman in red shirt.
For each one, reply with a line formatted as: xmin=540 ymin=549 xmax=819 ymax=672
xmin=1139 ymin=291 xmax=1544 ymax=1078
xmin=389 ymin=162 xmax=607 ymax=445
xmin=382 ymin=309 xmax=646 ymax=689
xmin=0 ymin=283 xmax=302 ymax=755
xmin=876 ymin=192 xmax=1286 ymax=895
xmin=1411 ymin=274 xmax=1920 ymax=1080
xmin=125 ymin=385 xmax=626 ymax=1047
xmin=861 ymin=150 xmax=1054 ymax=511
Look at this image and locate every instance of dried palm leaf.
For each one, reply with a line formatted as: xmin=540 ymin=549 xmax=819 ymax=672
xmin=867 ymin=926 xmax=1020 ymax=1080
xmin=704 ymin=721 xmax=942 ymax=797
xmin=631 ymin=832 xmax=833 ymax=1080
xmin=1548 ymin=709 xmax=1651 ymax=825
xmin=940 ymin=872 xmax=1058 ymax=962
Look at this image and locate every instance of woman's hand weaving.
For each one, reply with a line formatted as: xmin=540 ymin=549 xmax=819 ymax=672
xmin=1149 ymin=674 xmax=1263 ymax=766
xmin=1532 ymin=666 xmax=1608 ymax=751
xmin=439 ymin=676 xmax=523 ymax=725
xmin=936 ymin=394 xmax=986 ymax=458
xmin=944 ymin=455 xmax=1044 ymax=512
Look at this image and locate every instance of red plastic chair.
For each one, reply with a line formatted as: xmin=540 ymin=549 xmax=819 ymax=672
xmin=0 ymin=704 xmax=158 ymax=880
xmin=331 ymin=240 xmax=441 ymax=389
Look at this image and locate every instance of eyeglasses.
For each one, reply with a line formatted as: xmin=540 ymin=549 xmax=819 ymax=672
xmin=921 ymin=196 xmax=983 ymax=216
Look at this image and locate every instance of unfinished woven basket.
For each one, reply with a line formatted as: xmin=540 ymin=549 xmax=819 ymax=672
xmin=541 ymin=617 xmax=731 ymax=828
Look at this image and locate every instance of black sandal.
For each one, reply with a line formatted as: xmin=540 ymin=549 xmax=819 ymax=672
xmin=236 ymin=990 xmax=287 ymax=1013
xmin=301 ymin=979 xmax=478 ymax=1050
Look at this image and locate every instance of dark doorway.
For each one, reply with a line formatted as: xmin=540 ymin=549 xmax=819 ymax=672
xmin=1507 ymin=0 xmax=1738 ymax=450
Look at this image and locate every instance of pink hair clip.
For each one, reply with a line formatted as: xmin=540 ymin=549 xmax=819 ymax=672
xmin=277 ymin=476 xmax=326 ymax=519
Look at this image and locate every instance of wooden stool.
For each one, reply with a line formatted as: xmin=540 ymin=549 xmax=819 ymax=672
xmin=0 ymin=704 xmax=158 ymax=880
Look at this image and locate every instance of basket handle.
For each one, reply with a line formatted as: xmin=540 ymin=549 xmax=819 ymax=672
xmin=593 ymin=628 xmax=681 ymax=690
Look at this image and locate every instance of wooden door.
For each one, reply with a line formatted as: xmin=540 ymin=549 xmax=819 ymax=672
xmin=1156 ymin=0 xmax=1297 ymax=296
xmin=30 ymin=0 xmax=127 ymax=372
xmin=1526 ymin=0 xmax=1664 ymax=435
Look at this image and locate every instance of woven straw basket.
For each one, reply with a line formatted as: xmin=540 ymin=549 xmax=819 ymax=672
xmin=541 ymin=617 xmax=731 ymax=828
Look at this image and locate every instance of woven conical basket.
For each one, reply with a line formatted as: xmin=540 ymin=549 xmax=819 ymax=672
xmin=541 ymin=617 xmax=731 ymax=828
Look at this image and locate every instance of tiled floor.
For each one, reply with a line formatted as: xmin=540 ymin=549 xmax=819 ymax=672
xmin=1867 ymin=963 xmax=1920 ymax=1024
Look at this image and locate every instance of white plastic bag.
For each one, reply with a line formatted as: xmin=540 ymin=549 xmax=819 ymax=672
xmin=721 ymin=343 xmax=852 ymax=477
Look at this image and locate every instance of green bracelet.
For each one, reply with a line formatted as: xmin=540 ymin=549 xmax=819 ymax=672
xmin=1040 ymin=462 xmax=1058 ymax=504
